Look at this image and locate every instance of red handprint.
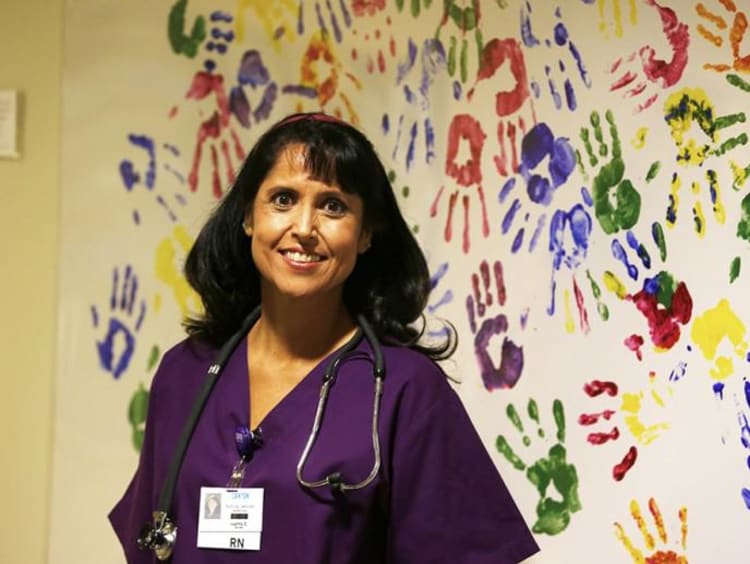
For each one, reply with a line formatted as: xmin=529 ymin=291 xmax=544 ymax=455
xmin=430 ymin=113 xmax=489 ymax=253
xmin=185 ymin=71 xmax=245 ymax=199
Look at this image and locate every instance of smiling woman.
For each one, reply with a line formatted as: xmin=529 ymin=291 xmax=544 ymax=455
xmin=243 ymin=143 xmax=371 ymax=306
xmin=108 ymin=112 xmax=540 ymax=563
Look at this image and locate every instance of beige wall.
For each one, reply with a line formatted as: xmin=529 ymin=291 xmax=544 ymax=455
xmin=0 ymin=1 xmax=62 ymax=563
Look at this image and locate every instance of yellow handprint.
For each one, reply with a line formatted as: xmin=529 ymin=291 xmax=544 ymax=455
xmin=615 ymin=497 xmax=688 ymax=563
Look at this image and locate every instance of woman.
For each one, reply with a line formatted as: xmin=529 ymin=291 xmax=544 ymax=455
xmin=109 ymin=112 xmax=539 ymax=563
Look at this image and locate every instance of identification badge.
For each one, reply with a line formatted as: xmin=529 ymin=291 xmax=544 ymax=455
xmin=197 ymin=487 xmax=264 ymax=551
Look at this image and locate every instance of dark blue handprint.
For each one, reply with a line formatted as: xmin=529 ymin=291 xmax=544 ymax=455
xmin=119 ymin=133 xmax=187 ymax=225
xmin=203 ymin=10 xmax=234 ymax=72
xmin=91 ymin=265 xmax=146 ymax=379
xmin=548 ymin=200 xmax=594 ymax=333
xmin=499 ymin=122 xmax=576 ymax=253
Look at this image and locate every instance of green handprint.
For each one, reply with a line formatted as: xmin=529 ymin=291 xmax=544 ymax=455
xmin=128 ymin=382 xmax=150 ymax=452
xmin=579 ymin=110 xmax=642 ymax=235
xmin=396 ymin=0 xmax=434 ymax=18
xmin=496 ymin=398 xmax=581 ymax=535
xmin=436 ymin=0 xmax=484 ymax=84
xmin=168 ymin=0 xmax=207 ymax=58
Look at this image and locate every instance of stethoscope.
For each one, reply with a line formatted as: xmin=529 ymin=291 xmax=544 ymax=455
xmin=137 ymin=306 xmax=385 ymax=560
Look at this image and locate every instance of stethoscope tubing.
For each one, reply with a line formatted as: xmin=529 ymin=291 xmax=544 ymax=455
xmin=155 ymin=308 xmax=261 ymax=515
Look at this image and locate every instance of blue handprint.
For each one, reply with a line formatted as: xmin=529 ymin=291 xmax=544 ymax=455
xmin=521 ymin=2 xmax=591 ymax=111
xmin=499 ymin=122 xmax=576 ymax=254
xmin=548 ymin=200 xmax=594 ymax=333
xmin=739 ymin=379 xmax=750 ymax=510
xmin=382 ymin=38 xmax=447 ymax=170
xmin=203 ymin=10 xmax=234 ymax=72
xmin=119 ymin=133 xmax=187 ymax=225
xmin=427 ymin=260 xmax=454 ymax=338
xmin=91 ymin=265 xmax=146 ymax=379
xmin=300 ymin=0 xmax=353 ymax=43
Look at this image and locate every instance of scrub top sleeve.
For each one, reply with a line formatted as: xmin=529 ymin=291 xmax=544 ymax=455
xmin=108 ymin=347 xmax=177 ymax=564
xmin=386 ymin=383 xmax=539 ymax=564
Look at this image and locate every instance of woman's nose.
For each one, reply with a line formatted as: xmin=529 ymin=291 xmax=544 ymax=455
xmin=292 ymin=206 xmax=318 ymax=240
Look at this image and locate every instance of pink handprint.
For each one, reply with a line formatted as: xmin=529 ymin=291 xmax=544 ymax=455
xmin=608 ymin=0 xmax=689 ymax=113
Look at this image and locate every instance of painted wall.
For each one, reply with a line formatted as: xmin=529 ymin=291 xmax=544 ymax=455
xmin=46 ymin=0 xmax=750 ymax=562
xmin=0 ymin=0 xmax=62 ymax=563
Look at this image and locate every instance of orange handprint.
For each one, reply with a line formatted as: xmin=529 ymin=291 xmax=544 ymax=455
xmin=284 ymin=31 xmax=363 ymax=125
xmin=696 ymin=0 xmax=750 ymax=73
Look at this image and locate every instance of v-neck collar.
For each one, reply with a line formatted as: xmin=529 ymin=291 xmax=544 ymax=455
xmin=235 ymin=330 xmax=365 ymax=439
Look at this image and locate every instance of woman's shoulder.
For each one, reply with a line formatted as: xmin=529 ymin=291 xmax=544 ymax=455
xmin=375 ymin=341 xmax=455 ymax=407
xmin=149 ymin=335 xmax=220 ymax=394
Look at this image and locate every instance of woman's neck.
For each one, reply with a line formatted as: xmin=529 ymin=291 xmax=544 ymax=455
xmin=250 ymin=296 xmax=358 ymax=363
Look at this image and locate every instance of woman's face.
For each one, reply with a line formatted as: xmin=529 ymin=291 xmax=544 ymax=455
xmin=244 ymin=144 xmax=371 ymax=304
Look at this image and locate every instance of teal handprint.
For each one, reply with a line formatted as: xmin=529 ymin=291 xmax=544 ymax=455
xmin=496 ymin=398 xmax=581 ymax=535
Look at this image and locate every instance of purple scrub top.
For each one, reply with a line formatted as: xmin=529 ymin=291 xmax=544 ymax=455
xmin=109 ymin=332 xmax=539 ymax=563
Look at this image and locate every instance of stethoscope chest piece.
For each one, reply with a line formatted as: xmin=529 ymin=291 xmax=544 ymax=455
xmin=137 ymin=511 xmax=177 ymax=561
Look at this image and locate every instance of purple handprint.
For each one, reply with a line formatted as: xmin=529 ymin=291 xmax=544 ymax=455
xmin=467 ymin=260 xmax=524 ymax=390
xmin=91 ymin=265 xmax=146 ymax=380
xmin=229 ymin=50 xmax=278 ymax=129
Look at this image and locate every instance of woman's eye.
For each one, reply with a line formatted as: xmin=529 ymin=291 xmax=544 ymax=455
xmin=323 ymin=198 xmax=347 ymax=215
xmin=272 ymin=192 xmax=294 ymax=207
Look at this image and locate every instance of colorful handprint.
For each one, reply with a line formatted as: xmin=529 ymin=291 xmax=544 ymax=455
xmin=499 ymin=122 xmax=577 ymax=254
xmin=607 ymin=0 xmax=689 ymax=114
xmin=496 ymin=398 xmax=581 ymax=535
xmin=614 ymin=497 xmax=688 ymax=563
xmin=696 ymin=0 xmax=750 ymax=73
xmin=382 ymin=38 xmax=447 ymax=170
xmin=119 ymin=133 xmax=187 ymax=225
xmin=91 ymin=265 xmax=146 ymax=380
xmin=466 ymin=259 xmax=524 ymax=390
xmin=522 ymin=3 xmax=591 ymax=112
xmin=430 ymin=113 xmax=489 ymax=253
xmin=578 ymin=109 xmax=644 ymax=235
xmin=167 ymin=0 xmax=207 ymax=59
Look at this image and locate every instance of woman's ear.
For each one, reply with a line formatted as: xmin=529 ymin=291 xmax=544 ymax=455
xmin=358 ymin=230 xmax=372 ymax=254
xmin=242 ymin=215 xmax=253 ymax=237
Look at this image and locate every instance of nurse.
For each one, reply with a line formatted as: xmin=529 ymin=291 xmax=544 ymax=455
xmin=109 ymin=112 xmax=540 ymax=563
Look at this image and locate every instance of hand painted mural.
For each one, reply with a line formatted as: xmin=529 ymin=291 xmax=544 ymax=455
xmin=50 ymin=0 xmax=750 ymax=562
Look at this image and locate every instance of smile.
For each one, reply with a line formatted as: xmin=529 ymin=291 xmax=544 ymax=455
xmin=283 ymin=250 xmax=323 ymax=263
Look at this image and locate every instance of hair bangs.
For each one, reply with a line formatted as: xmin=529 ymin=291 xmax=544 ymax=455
xmin=301 ymin=136 xmax=362 ymax=196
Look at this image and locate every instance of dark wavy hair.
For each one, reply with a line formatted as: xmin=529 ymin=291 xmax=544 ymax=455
xmin=183 ymin=112 xmax=456 ymax=360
